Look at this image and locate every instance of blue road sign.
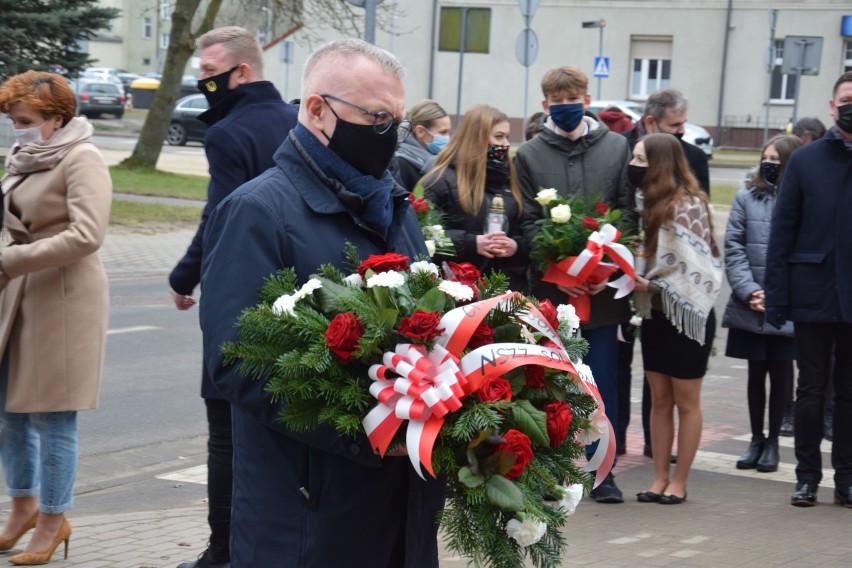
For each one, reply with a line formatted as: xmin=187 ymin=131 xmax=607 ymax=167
xmin=593 ymin=56 xmax=610 ymax=78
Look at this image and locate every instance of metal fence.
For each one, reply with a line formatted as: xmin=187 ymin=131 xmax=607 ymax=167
xmin=0 ymin=119 xmax=13 ymax=151
xmin=716 ymin=115 xmax=790 ymax=149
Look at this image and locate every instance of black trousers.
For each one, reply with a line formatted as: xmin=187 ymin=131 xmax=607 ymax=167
xmin=793 ymin=322 xmax=852 ymax=487
xmin=206 ymin=398 xmax=233 ymax=562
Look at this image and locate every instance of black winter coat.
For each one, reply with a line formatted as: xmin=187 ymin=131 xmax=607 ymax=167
xmin=169 ymin=81 xmax=297 ymax=398
xmin=423 ymin=161 xmax=529 ymax=291
xmin=199 ymin=129 xmax=443 ymax=568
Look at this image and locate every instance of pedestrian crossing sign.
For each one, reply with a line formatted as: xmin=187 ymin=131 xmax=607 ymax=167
xmin=594 ymin=56 xmax=610 ymax=78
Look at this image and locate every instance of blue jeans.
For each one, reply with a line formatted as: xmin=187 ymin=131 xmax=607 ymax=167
xmin=0 ymin=355 xmax=77 ymax=514
xmin=582 ymin=324 xmax=619 ymax=465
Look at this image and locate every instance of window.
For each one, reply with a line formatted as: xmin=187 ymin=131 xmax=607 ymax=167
xmin=160 ymin=0 xmax=171 ymax=20
xmin=438 ymin=7 xmax=490 ymax=53
xmin=770 ymin=39 xmax=798 ymax=102
xmin=845 ymin=41 xmax=852 ymax=72
xmin=160 ymin=32 xmax=170 ymax=49
xmin=630 ymin=37 xmax=672 ymax=99
xmin=142 ymin=17 xmax=152 ymax=40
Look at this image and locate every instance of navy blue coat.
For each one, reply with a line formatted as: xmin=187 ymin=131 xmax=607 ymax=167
xmin=169 ymin=81 xmax=297 ymax=398
xmin=765 ymin=134 xmax=852 ymax=323
xmin=199 ymin=129 xmax=444 ymax=567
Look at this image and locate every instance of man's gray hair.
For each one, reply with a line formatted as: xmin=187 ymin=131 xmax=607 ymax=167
xmin=302 ymin=38 xmax=405 ymax=86
xmin=197 ymin=26 xmax=264 ymax=76
xmin=644 ymin=88 xmax=688 ymax=121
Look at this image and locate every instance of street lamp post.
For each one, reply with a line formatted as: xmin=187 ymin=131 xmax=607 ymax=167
xmin=582 ymin=19 xmax=605 ymax=100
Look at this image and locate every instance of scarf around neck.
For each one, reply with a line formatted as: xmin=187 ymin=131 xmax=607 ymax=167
xmin=293 ymin=123 xmax=394 ymax=234
xmin=638 ymin=196 xmax=723 ymax=345
xmin=3 ymin=117 xmax=94 ymax=194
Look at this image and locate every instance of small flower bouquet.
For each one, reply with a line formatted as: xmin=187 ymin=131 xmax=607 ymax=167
xmin=409 ymin=186 xmax=455 ymax=258
xmin=529 ymin=189 xmax=637 ymax=322
xmin=222 ymin=248 xmax=615 ymax=568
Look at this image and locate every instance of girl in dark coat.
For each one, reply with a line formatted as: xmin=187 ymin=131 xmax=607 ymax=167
xmin=723 ymin=135 xmax=801 ymax=473
xmin=421 ymin=104 xmax=529 ymax=291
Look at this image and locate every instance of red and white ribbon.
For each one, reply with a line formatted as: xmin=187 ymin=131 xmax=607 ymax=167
xmin=566 ymin=223 xmax=636 ymax=299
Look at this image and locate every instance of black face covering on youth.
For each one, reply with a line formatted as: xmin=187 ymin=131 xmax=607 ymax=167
xmin=324 ymin=116 xmax=399 ymax=179
xmin=760 ymin=161 xmax=781 ymax=185
xmin=197 ymin=66 xmax=238 ymax=107
xmin=836 ymin=103 xmax=852 ymax=133
xmin=627 ymin=164 xmax=647 ymax=188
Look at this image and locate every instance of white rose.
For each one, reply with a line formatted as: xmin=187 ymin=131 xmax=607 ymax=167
xmin=344 ymin=273 xmax=365 ymax=288
xmin=549 ymin=204 xmax=572 ymax=224
xmin=425 ymin=239 xmax=436 ymax=257
xmin=578 ymin=406 xmax=607 ymax=445
xmin=505 ymin=515 xmax=547 ymax=547
xmin=366 ymin=270 xmax=405 ymax=289
xmin=430 ymin=225 xmax=445 ymax=238
xmin=438 ymin=280 xmax=474 ymax=302
xmin=556 ymin=304 xmax=581 ymax=331
xmin=534 ymin=188 xmax=558 ymax=206
xmin=410 ymin=260 xmax=439 ymax=277
xmin=271 ymin=294 xmax=297 ymax=316
xmin=630 ymin=314 xmax=644 ymax=327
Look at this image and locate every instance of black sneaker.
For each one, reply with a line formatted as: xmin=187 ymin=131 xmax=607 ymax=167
xmin=589 ymin=473 xmax=624 ymax=503
xmin=177 ymin=548 xmax=230 ymax=568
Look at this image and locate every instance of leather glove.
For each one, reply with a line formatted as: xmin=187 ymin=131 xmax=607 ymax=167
xmin=764 ymin=307 xmax=788 ymax=330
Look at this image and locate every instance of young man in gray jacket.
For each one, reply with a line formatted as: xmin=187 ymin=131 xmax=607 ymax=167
xmin=516 ymin=65 xmax=632 ymax=503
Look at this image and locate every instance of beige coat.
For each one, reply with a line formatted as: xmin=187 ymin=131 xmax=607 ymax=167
xmin=0 ymin=140 xmax=112 ymax=412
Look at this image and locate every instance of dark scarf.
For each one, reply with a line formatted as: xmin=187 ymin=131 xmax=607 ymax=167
xmin=827 ymin=125 xmax=852 ymax=152
xmin=198 ymin=81 xmax=283 ymax=126
xmin=485 ymin=158 xmax=509 ymax=189
xmin=293 ymin=123 xmax=394 ymax=234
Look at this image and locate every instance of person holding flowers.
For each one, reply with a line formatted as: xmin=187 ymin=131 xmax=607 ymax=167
xmin=516 ymin=65 xmax=632 ymax=503
xmin=420 ymin=104 xmax=529 ymax=291
xmin=631 ymin=133 xmax=723 ymax=505
xmin=198 ymin=39 xmax=444 ymax=567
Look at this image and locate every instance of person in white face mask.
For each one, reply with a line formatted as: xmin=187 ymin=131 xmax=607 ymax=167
xmin=0 ymin=70 xmax=112 ymax=566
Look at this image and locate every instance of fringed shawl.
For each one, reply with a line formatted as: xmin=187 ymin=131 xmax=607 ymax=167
xmin=638 ymin=196 xmax=723 ymax=345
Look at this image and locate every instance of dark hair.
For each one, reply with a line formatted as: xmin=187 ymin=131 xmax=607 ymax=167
xmin=639 ymin=133 xmax=715 ymax=258
xmin=791 ymin=117 xmax=826 ymax=143
xmin=833 ymin=71 xmax=852 ymax=96
xmin=750 ymin=134 xmax=802 ymax=190
xmin=0 ymin=71 xmax=76 ymax=125
xmin=525 ymin=111 xmax=546 ymax=140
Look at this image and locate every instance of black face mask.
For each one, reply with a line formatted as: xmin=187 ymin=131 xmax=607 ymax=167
xmin=324 ymin=115 xmax=399 ymax=179
xmin=836 ymin=103 xmax=852 ymax=134
xmin=197 ymin=66 xmax=238 ymax=108
xmin=760 ymin=161 xmax=781 ymax=185
xmin=627 ymin=164 xmax=647 ymax=188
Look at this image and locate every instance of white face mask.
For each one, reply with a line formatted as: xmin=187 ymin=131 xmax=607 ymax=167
xmin=13 ymin=122 xmax=46 ymax=147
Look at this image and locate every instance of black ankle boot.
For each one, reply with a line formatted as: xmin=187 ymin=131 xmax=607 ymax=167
xmin=780 ymin=402 xmax=794 ymax=437
xmin=756 ymin=437 xmax=779 ymax=472
xmin=736 ymin=435 xmax=765 ymax=469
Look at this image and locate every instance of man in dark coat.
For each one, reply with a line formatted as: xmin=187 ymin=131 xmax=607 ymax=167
xmin=168 ymin=26 xmax=297 ymax=568
xmin=199 ymin=39 xmax=444 ymax=567
xmin=765 ymin=71 xmax=852 ymax=509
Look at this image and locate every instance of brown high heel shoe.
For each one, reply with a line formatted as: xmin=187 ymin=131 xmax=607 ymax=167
xmin=0 ymin=511 xmax=39 ymax=551
xmin=8 ymin=518 xmax=71 ymax=565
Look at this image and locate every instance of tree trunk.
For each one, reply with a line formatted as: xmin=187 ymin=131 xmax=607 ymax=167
xmin=121 ymin=0 xmax=223 ymax=169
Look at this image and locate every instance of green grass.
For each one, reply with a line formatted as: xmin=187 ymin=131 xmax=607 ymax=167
xmin=109 ymin=200 xmax=201 ymax=227
xmin=109 ymin=165 xmax=208 ymax=200
xmin=710 ymin=185 xmax=738 ymax=208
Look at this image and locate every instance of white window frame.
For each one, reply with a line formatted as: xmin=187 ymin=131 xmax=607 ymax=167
xmin=142 ymin=17 xmax=152 ymax=40
xmin=770 ymin=39 xmax=797 ymax=104
xmin=631 ymin=58 xmax=671 ymax=99
xmin=844 ymin=40 xmax=852 ymax=73
xmin=160 ymin=0 xmax=171 ymax=20
xmin=160 ymin=32 xmax=170 ymax=49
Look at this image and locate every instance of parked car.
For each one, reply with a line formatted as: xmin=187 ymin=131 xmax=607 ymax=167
xmin=167 ymin=93 xmax=208 ymax=146
xmin=589 ymin=99 xmax=714 ymax=158
xmin=82 ymin=67 xmax=126 ymax=95
xmin=73 ymin=79 xmax=126 ymax=119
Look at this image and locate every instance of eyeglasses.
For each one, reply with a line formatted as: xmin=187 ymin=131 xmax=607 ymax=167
xmin=321 ymin=94 xmax=412 ymax=141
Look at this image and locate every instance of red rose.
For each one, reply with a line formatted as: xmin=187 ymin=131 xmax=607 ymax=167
xmin=446 ymin=261 xmax=481 ymax=286
xmin=397 ymin=310 xmax=444 ymax=343
xmin=496 ymin=429 xmax=534 ymax=479
xmin=357 ymin=253 xmax=409 ymax=277
xmin=545 ymin=401 xmax=573 ymax=448
xmin=538 ymin=299 xmax=559 ymax=329
xmin=594 ymin=201 xmax=609 ymax=215
xmin=525 ymin=365 xmax=546 ymax=389
xmin=540 ymin=338 xmax=559 ymax=351
xmin=409 ymin=197 xmax=430 ymax=214
xmin=468 ymin=321 xmax=494 ymax=349
xmin=582 ymin=216 xmax=601 ymax=231
xmin=325 ymin=312 xmax=365 ymax=364
xmin=476 ymin=375 xmax=513 ymax=402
